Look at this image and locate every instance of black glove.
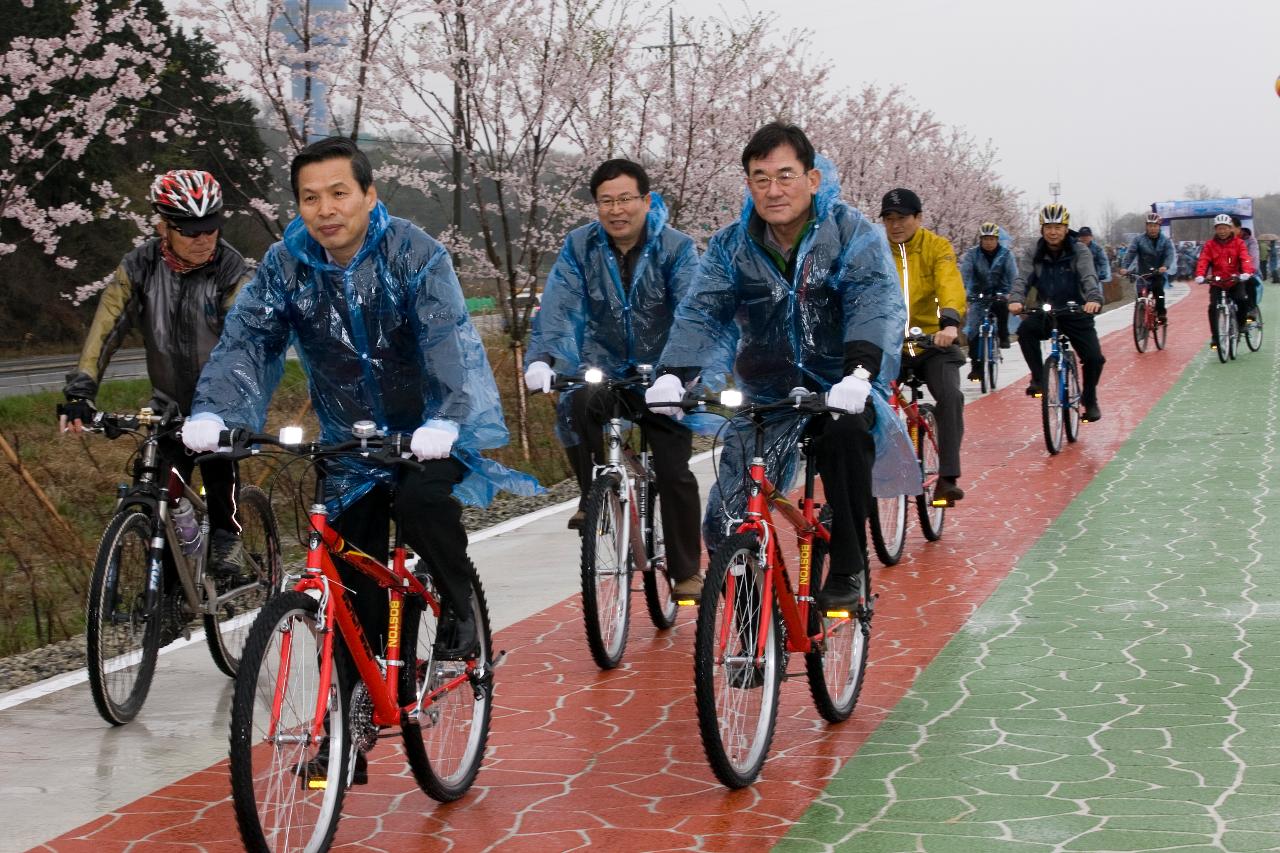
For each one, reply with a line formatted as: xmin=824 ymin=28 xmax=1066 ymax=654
xmin=58 ymin=397 xmax=97 ymax=428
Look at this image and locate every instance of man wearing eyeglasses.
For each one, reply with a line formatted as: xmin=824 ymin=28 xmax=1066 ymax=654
xmin=648 ymin=122 xmax=916 ymax=611
xmin=59 ymin=170 xmax=254 ymax=636
xmin=881 ymin=188 xmax=968 ymax=505
xmin=525 ymin=158 xmax=705 ymax=601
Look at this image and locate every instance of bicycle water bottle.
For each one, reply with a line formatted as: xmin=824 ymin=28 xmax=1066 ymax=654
xmin=171 ymin=497 xmax=203 ymax=555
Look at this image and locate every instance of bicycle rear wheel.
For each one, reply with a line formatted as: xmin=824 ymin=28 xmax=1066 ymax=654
xmin=1244 ymin=314 xmax=1263 ymax=352
xmin=1216 ymin=304 xmax=1230 ymax=363
xmin=229 ymin=591 xmax=349 ymax=853
xmin=693 ymin=532 xmax=782 ymax=789
xmin=805 ymin=508 xmax=870 ymax=723
xmin=1042 ymin=356 xmax=1065 ymax=454
xmin=402 ymin=561 xmax=494 ymax=802
xmin=1064 ymin=355 xmax=1081 ymax=443
xmin=641 ymin=483 xmax=677 ymax=629
xmin=580 ymin=473 xmax=631 ymax=669
xmin=869 ymin=493 xmax=906 ymax=566
xmin=86 ymin=510 xmax=161 ymax=725
xmin=1132 ymin=299 xmax=1149 ymax=352
xmin=206 ymin=485 xmax=282 ymax=677
xmin=915 ymin=404 xmax=945 ymax=541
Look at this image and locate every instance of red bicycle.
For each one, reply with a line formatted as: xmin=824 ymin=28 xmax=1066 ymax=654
xmin=219 ymin=423 xmax=497 ymax=852
xmin=1130 ymin=271 xmax=1167 ymax=353
xmin=692 ymin=387 xmax=872 ymax=788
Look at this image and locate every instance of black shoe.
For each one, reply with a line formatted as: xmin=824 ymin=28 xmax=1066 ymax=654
xmin=967 ymin=365 xmax=982 ymax=383
xmin=815 ymin=573 xmax=861 ymax=611
xmin=1025 ymin=382 xmax=1043 ymax=398
xmin=1082 ymin=403 xmax=1102 ymax=423
xmin=999 ymin=335 xmax=1011 ymax=349
xmin=209 ymin=529 xmax=252 ymax=581
xmin=934 ymin=477 xmax=964 ymax=503
xmin=566 ymin=510 xmax=586 ymax=531
xmin=297 ymin=737 xmax=368 ymax=787
xmin=433 ymin=610 xmax=480 ymax=660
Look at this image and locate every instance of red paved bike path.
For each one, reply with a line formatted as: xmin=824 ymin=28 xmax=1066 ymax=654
xmin=31 ymin=296 xmax=1203 ymax=852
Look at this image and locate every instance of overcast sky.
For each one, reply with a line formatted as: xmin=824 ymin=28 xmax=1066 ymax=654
xmin=681 ymin=0 xmax=1280 ymax=229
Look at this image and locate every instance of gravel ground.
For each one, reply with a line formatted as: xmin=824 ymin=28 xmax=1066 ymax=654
xmin=0 ymin=477 xmax=583 ymax=694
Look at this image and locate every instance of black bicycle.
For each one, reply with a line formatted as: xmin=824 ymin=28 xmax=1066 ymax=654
xmin=77 ymin=405 xmax=281 ymax=725
xmin=969 ymin=292 xmax=1006 ymax=393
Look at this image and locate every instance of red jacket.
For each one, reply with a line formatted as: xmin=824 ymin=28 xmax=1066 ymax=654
xmin=1196 ymin=236 xmax=1255 ymax=284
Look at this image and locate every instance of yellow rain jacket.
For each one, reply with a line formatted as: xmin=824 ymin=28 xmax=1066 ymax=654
xmin=888 ymin=227 xmax=967 ymax=338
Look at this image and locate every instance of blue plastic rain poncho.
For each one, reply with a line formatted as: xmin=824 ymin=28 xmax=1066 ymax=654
xmin=192 ymin=202 xmax=540 ymax=511
xmin=657 ymin=156 xmax=919 ymax=550
xmin=959 ymin=241 xmax=1018 ymax=339
xmin=526 ymin=192 xmax=699 ymax=445
xmin=1085 ymin=240 xmax=1111 ymax=284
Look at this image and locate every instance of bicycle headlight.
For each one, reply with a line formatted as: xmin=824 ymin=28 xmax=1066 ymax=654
xmin=1042 ymin=303 xmax=1053 ymax=312
xmin=583 ymin=367 xmax=604 ymax=384
xmin=720 ymin=389 xmax=744 ymax=408
xmin=279 ymin=425 xmax=305 ymax=445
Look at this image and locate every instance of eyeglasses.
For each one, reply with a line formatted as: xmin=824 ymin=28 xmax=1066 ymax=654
xmin=748 ymin=170 xmax=807 ymax=191
xmin=596 ymin=194 xmax=643 ymax=210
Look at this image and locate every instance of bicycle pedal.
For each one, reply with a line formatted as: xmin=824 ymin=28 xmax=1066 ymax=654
xmin=930 ymin=498 xmax=954 ymax=508
xmin=823 ymin=608 xmax=852 ymax=619
xmin=675 ymin=598 xmax=699 ymax=607
xmin=305 ymin=777 xmax=328 ymax=790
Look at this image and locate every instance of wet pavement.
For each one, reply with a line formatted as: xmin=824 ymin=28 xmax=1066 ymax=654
xmin=7 ymin=285 xmax=1278 ymax=852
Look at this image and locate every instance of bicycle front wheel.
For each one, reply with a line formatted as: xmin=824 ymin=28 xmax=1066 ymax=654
xmin=86 ymin=510 xmax=161 ymax=725
xmin=694 ymin=533 xmax=782 ymax=789
xmin=403 ymin=561 xmax=494 ymax=802
xmin=206 ymin=485 xmax=283 ymax=677
xmin=1132 ymin=299 xmax=1149 ymax=353
xmin=915 ymin=404 xmax=945 ymax=541
xmin=230 ymin=591 xmax=349 ymax=853
xmin=1042 ymin=356 xmax=1065 ymax=454
xmin=580 ymin=473 xmax=632 ymax=669
xmin=1216 ymin=304 xmax=1231 ymax=363
xmin=986 ymin=334 xmax=1000 ymax=392
xmin=1064 ymin=355 xmax=1082 ymax=443
xmin=805 ymin=508 xmax=870 ymax=723
xmin=977 ymin=329 xmax=991 ymax=394
xmin=641 ymin=483 xmax=677 ymax=629
xmin=869 ymin=493 xmax=906 ymax=566
xmin=1154 ymin=308 xmax=1168 ymax=350
xmin=1228 ymin=311 xmax=1239 ymax=360
xmin=1244 ymin=313 xmax=1263 ymax=352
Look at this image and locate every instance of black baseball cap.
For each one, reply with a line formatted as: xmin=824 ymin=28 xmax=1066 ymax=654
xmin=1077 ymin=226 xmax=1092 ymax=236
xmin=880 ymin=188 xmax=922 ymax=216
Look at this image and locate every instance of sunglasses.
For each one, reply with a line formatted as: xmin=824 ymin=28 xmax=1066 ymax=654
xmin=167 ymin=221 xmax=219 ymax=237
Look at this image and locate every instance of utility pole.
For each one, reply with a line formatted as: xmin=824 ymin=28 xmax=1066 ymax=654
xmin=642 ymin=8 xmax=697 ymax=106
xmin=1049 ymin=182 xmax=1061 ymax=203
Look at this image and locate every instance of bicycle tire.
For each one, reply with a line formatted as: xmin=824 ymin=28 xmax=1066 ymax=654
xmin=1064 ymin=354 xmax=1081 ymax=443
xmin=206 ymin=485 xmax=283 ymax=677
xmin=641 ymin=482 xmax=677 ymax=630
xmin=1042 ymin=356 xmax=1065 ymax=454
xmin=1228 ymin=311 xmax=1239 ymax=360
xmin=977 ymin=329 xmax=991 ymax=394
xmin=86 ymin=510 xmax=162 ymax=725
xmin=869 ymin=493 xmax=906 ymax=566
xmin=402 ymin=560 xmax=494 ymax=802
xmin=1132 ymin=299 xmax=1149 ymax=353
xmin=915 ymin=404 xmax=945 ymax=541
xmin=580 ymin=473 xmax=631 ymax=669
xmin=1216 ymin=304 xmax=1230 ymax=363
xmin=1244 ymin=314 xmax=1263 ymax=352
xmin=805 ymin=507 xmax=870 ymax=723
xmin=1154 ymin=308 xmax=1168 ymax=350
xmin=229 ymin=591 xmax=349 ymax=853
xmin=985 ymin=332 xmax=1000 ymax=392
xmin=693 ymin=532 xmax=782 ymax=789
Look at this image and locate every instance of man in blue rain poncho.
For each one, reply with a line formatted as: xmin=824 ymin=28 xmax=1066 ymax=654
xmin=524 ymin=159 xmax=705 ymax=599
xmin=183 ymin=137 xmax=534 ymax=683
xmin=646 ymin=122 xmax=918 ymax=611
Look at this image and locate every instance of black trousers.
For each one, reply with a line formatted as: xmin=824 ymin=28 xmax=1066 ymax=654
xmin=808 ymin=409 xmax=877 ymax=581
xmin=1139 ymin=272 xmax=1169 ymax=316
xmin=1017 ymin=311 xmax=1106 ymax=406
xmin=570 ymin=386 xmax=702 ymax=582
xmin=900 ymin=345 xmax=965 ymax=479
xmin=159 ymin=434 xmax=238 ymax=533
xmin=330 ymin=459 xmax=471 ymax=654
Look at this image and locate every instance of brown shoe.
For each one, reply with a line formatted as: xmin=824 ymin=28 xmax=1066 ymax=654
xmin=672 ymin=574 xmax=704 ymax=604
xmin=566 ymin=510 xmax=586 ymax=530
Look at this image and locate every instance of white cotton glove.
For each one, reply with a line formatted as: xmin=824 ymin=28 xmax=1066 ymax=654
xmin=181 ymin=413 xmax=227 ymax=453
xmin=411 ymin=420 xmax=457 ymax=461
xmin=1195 ymin=276 xmax=1205 ymax=284
xmin=827 ymin=372 xmax=872 ymax=416
xmin=1238 ymin=273 xmax=1251 ymax=282
xmin=645 ymin=373 xmax=686 ymax=420
xmin=524 ymin=361 xmax=555 ymax=393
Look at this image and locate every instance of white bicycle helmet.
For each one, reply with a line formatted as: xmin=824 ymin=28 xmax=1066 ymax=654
xmin=149 ymin=170 xmax=223 ymax=220
xmin=1212 ymin=214 xmax=1234 ymax=227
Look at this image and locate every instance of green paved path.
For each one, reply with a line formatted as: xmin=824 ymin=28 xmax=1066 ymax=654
xmin=787 ymin=304 xmax=1280 ymax=852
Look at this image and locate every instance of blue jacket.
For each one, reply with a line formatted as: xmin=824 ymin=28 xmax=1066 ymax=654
xmin=658 ymin=156 xmax=918 ymax=498
xmin=1125 ymin=232 xmax=1177 ymax=276
xmin=192 ymin=202 xmax=538 ymax=509
xmin=959 ymin=243 xmax=1018 ymax=298
xmin=1086 ymin=241 xmax=1111 ymax=283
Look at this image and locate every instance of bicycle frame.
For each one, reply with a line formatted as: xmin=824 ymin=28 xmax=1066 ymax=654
xmin=729 ymin=426 xmax=835 ymax=658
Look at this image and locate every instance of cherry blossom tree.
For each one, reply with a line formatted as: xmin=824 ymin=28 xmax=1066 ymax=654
xmin=0 ymin=0 xmax=168 ymax=267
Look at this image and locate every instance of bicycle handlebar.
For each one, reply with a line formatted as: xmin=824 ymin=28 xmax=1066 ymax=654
xmin=683 ymin=386 xmax=849 ymax=418
xmin=201 ymin=425 xmax=423 ymax=471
